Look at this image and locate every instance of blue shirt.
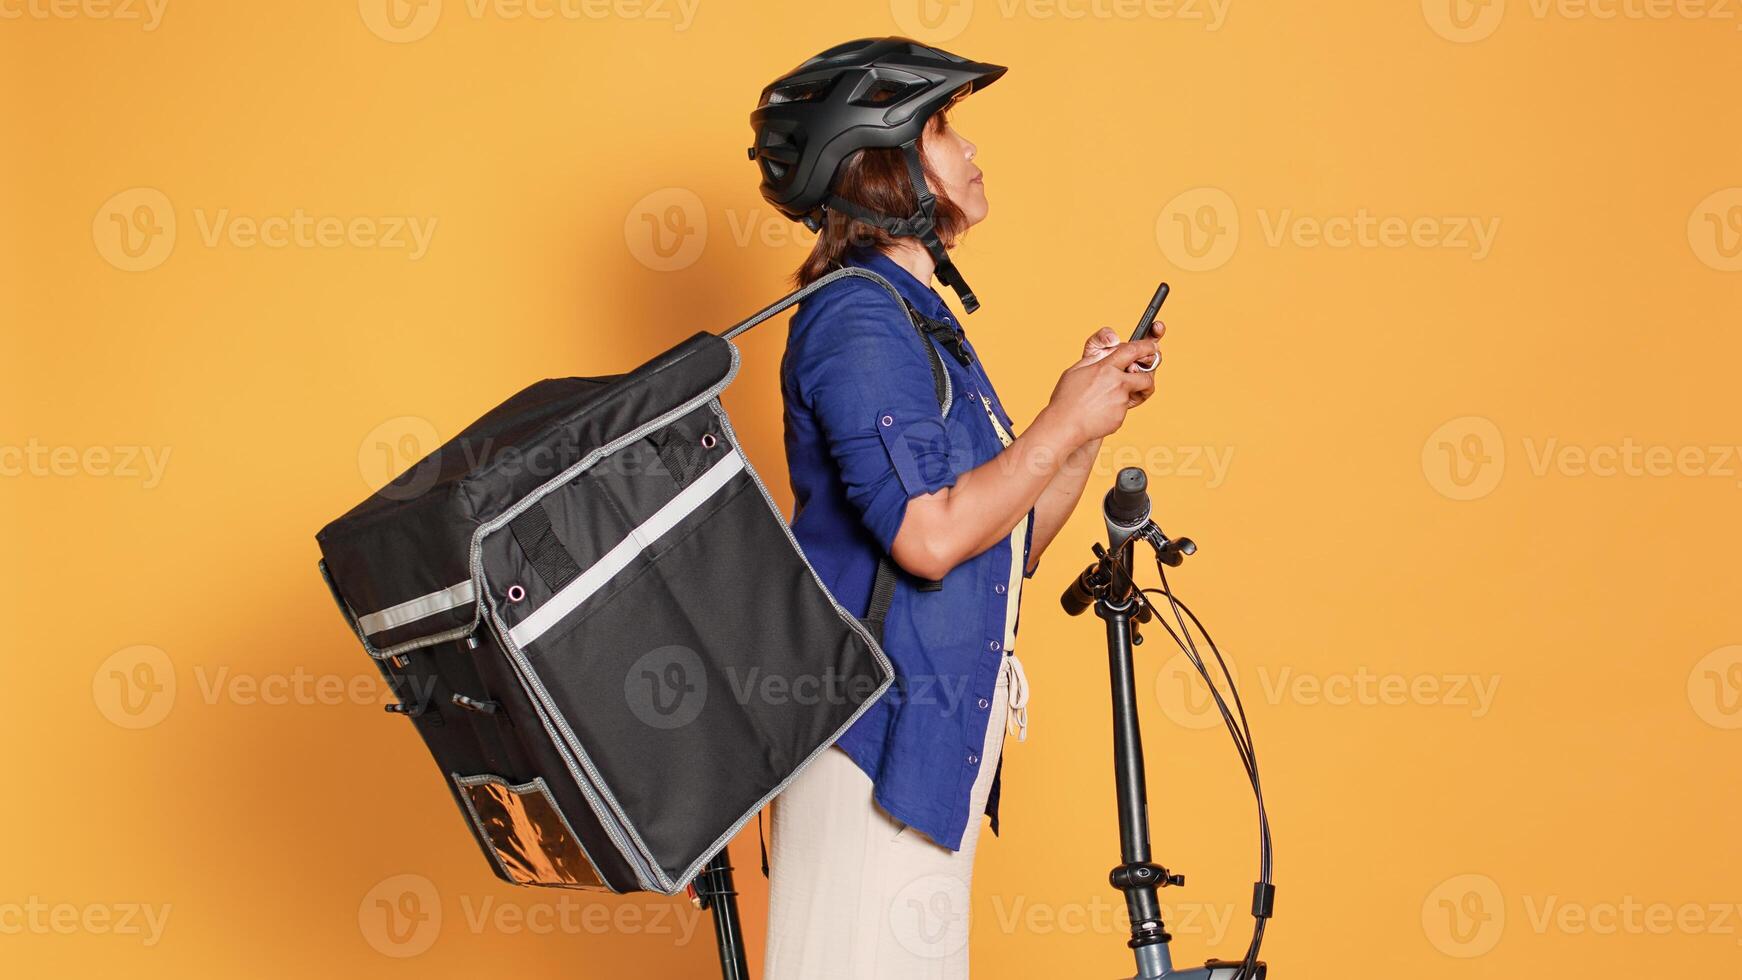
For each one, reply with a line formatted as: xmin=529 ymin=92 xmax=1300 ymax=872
xmin=780 ymin=246 xmax=1037 ymax=852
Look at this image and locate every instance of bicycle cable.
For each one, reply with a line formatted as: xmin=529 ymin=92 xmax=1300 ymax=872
xmin=1136 ymin=529 xmax=1274 ymax=980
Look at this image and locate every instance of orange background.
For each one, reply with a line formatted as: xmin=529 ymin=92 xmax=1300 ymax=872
xmin=4 ymin=0 xmax=1740 ymax=976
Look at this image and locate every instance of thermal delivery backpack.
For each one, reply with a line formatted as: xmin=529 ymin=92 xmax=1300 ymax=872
xmin=315 ymin=269 xmax=948 ymax=895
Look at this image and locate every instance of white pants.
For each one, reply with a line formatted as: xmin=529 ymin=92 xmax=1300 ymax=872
xmin=763 ymin=653 xmax=1030 ymax=980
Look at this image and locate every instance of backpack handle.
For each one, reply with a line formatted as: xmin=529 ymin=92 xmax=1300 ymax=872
xmin=717 ymin=267 xmax=910 ymax=342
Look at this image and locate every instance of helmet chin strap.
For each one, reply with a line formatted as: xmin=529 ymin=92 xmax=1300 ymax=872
xmin=820 ymin=137 xmax=982 ymax=314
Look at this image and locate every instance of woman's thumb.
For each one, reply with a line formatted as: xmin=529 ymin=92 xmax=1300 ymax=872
xmin=1081 ymin=327 xmax=1120 ymax=361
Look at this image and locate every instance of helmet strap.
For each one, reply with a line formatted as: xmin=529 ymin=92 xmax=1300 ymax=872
xmin=819 ymin=138 xmax=982 ymax=313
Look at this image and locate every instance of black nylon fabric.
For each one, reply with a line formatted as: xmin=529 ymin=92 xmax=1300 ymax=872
xmin=317 ymin=333 xmax=733 ymax=651
xmin=315 ymin=331 xmax=894 ymax=895
xmin=496 ymin=461 xmax=883 ymax=884
xmin=650 ymin=426 xmax=703 ymax=489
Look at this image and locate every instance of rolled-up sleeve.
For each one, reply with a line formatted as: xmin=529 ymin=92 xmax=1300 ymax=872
xmin=787 ymin=284 xmax=958 ymax=554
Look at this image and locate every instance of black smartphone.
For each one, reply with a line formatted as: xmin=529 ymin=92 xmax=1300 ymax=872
xmin=1130 ymin=281 xmax=1169 ymax=343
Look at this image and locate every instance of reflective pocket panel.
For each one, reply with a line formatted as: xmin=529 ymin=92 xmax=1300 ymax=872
xmin=455 ymin=774 xmax=607 ymax=890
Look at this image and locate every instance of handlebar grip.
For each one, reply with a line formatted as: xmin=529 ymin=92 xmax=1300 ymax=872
xmin=1105 ymin=467 xmax=1149 ymax=527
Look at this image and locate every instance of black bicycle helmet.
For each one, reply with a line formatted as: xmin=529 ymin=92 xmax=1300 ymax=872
xmin=748 ymin=36 xmax=1007 ymax=312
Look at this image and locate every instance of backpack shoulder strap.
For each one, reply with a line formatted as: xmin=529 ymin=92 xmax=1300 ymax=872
xmin=718 ymin=266 xmax=954 ymax=413
xmin=901 ymin=297 xmax=952 ymax=415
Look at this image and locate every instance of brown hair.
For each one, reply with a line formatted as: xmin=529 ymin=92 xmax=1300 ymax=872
xmin=793 ymin=109 xmax=969 ymax=287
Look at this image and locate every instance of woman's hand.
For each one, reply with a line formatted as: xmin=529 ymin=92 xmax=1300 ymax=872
xmin=1082 ymin=321 xmax=1164 ymax=407
xmin=1081 ymin=320 xmax=1166 ymax=366
xmin=1036 ymin=333 xmax=1160 ymax=446
xmin=890 ymin=327 xmax=1160 ymax=581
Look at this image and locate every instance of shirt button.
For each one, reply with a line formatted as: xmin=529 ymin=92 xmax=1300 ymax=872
xmin=977 ymin=698 xmax=990 ymax=710
xmin=879 ymin=414 xmax=894 ymax=427
xmin=993 ymin=583 xmax=1006 ymax=595
xmin=967 ymin=752 xmax=979 ymax=766
xmin=989 ymin=640 xmax=1001 ymax=652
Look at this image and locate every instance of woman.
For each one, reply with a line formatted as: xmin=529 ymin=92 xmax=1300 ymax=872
xmin=747 ymin=37 xmax=1162 ymax=978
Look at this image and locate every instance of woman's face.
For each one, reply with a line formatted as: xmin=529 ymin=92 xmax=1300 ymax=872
xmin=923 ymin=108 xmax=988 ymax=227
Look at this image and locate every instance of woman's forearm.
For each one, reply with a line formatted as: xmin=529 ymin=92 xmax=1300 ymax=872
xmin=888 ymin=331 xmax=1160 ymax=581
xmin=889 ymin=409 xmax=1083 ymax=580
xmin=1025 ymin=436 xmax=1102 ymax=574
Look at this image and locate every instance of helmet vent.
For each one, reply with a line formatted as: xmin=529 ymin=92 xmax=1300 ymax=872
xmin=845 ymin=68 xmax=929 ymax=108
xmin=766 ymin=77 xmax=834 ymax=106
xmin=854 ymin=78 xmax=911 ymax=105
xmin=756 ymin=130 xmax=801 ymax=181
